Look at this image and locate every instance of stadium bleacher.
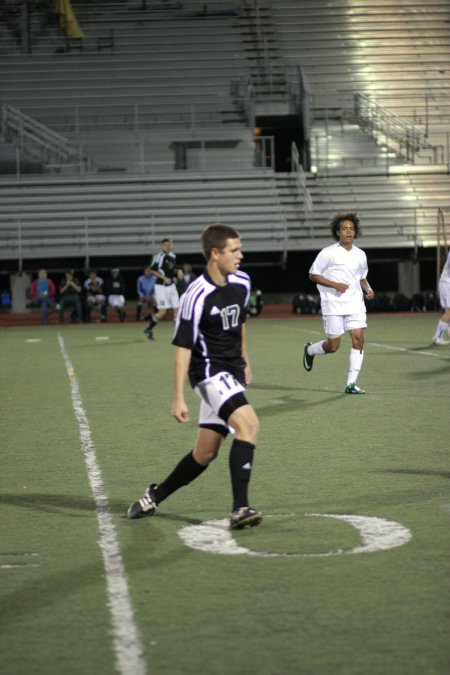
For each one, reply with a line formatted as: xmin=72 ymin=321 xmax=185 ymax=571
xmin=0 ymin=0 xmax=449 ymax=264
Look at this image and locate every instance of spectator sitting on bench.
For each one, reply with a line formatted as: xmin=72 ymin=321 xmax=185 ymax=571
xmin=136 ymin=264 xmax=156 ymax=321
xmin=30 ymin=268 xmax=58 ymax=324
xmin=105 ymin=268 xmax=126 ymax=322
xmin=84 ymin=270 xmax=107 ymax=322
xmin=59 ymin=268 xmax=83 ymax=323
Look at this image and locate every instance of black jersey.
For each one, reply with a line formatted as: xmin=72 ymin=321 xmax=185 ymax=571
xmin=107 ymin=277 xmax=125 ymax=295
xmin=172 ymin=270 xmax=251 ymax=388
xmin=151 ymin=250 xmax=177 ymax=285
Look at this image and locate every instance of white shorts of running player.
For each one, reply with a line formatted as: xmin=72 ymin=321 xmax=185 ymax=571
xmin=155 ymin=284 xmax=180 ymax=310
xmin=323 ymin=312 xmax=367 ymax=337
xmin=194 ymin=371 xmax=246 ymax=431
xmin=108 ymin=294 xmax=125 ymax=309
xmin=439 ymin=278 xmax=450 ymax=309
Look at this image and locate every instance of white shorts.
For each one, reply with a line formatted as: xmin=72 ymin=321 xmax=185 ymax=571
xmin=87 ymin=294 xmax=105 ymax=306
xmin=438 ymin=278 xmax=450 ymax=309
xmin=108 ymin=294 xmax=125 ymax=309
xmin=155 ymin=283 xmax=179 ymax=309
xmin=194 ymin=371 xmax=247 ymax=433
xmin=323 ymin=312 xmax=367 ymax=337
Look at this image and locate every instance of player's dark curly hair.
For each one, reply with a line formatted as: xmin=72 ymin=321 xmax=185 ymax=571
xmin=330 ymin=212 xmax=361 ymax=240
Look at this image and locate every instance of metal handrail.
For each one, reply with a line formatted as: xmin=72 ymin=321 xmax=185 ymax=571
xmin=291 ymin=141 xmax=313 ymax=218
xmin=4 ymin=99 xmax=243 ymax=135
xmin=2 ymin=103 xmax=89 ymax=171
xmin=353 ymin=93 xmax=441 ymax=164
xmin=2 ymin=133 xmax=276 ymax=177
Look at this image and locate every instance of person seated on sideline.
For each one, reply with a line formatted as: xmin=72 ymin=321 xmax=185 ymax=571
xmin=84 ymin=270 xmax=107 ymax=323
xmin=30 ymin=268 xmax=57 ymax=324
xmin=58 ymin=268 xmax=83 ymax=323
xmin=176 ymin=262 xmax=197 ymax=297
xmin=136 ymin=264 xmax=156 ymax=321
xmin=105 ymin=268 xmax=126 ymax=322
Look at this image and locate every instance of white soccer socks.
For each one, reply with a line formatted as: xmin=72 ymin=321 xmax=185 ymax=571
xmin=347 ymin=348 xmax=364 ymax=385
xmin=433 ymin=319 xmax=450 ymax=341
xmin=308 ymin=341 xmax=327 ymax=355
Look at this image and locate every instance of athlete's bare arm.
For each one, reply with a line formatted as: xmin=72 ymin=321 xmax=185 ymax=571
xmin=360 ymin=278 xmax=375 ymax=300
xmin=309 ymin=273 xmax=349 ymax=294
xmin=241 ymin=323 xmax=253 ymax=386
xmin=172 ymin=346 xmax=192 ymax=423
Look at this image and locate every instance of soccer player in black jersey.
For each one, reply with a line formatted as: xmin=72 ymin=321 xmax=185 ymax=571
xmin=144 ymin=238 xmax=179 ymax=340
xmin=128 ymin=224 xmax=262 ymax=529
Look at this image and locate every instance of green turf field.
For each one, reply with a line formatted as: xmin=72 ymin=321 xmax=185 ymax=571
xmin=1 ymin=314 xmax=449 ymax=675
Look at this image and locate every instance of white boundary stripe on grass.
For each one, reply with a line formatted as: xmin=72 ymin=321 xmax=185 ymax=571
xmin=368 ymin=341 xmax=450 ymax=360
xmin=0 ymin=552 xmax=40 ymax=569
xmin=178 ymin=514 xmax=411 ymax=558
xmin=280 ymin=324 xmax=450 ymax=361
xmin=57 ymin=334 xmax=147 ymax=675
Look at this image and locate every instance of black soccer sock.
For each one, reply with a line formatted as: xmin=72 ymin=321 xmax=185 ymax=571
xmin=229 ymin=439 xmax=255 ymax=511
xmin=148 ymin=316 xmax=158 ymax=330
xmin=155 ymin=450 xmax=207 ymax=504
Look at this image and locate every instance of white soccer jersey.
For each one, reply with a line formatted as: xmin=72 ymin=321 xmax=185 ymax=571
xmin=309 ymin=242 xmax=368 ymax=315
xmin=440 ymin=251 xmax=450 ymax=283
xmin=438 ymin=251 xmax=450 ymax=308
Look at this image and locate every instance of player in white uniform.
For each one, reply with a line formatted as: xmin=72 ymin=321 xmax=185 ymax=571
xmin=432 ymin=250 xmax=450 ymax=345
xmin=303 ymin=212 xmax=375 ymax=394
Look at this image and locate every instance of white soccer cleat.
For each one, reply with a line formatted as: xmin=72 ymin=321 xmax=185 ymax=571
xmin=432 ymin=336 xmax=450 ymax=346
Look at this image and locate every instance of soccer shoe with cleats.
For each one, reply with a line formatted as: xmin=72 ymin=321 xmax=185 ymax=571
xmin=432 ymin=335 xmax=449 ymax=345
xmin=345 ymin=383 xmax=365 ymax=395
xmin=303 ymin=342 xmax=314 ymax=371
xmin=127 ymin=483 xmax=158 ymax=519
xmin=229 ymin=507 xmax=263 ymax=530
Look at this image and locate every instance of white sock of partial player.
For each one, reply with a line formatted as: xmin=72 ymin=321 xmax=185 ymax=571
xmin=308 ymin=341 xmax=326 ymax=355
xmin=347 ymin=348 xmax=364 ymax=385
xmin=434 ymin=319 xmax=449 ymax=339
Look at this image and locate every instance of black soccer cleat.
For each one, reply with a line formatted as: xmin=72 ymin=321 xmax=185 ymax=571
xmin=143 ymin=326 xmax=155 ymax=340
xmin=229 ymin=506 xmax=263 ymax=530
xmin=127 ymin=483 xmax=158 ymax=519
xmin=303 ymin=342 xmax=314 ymax=371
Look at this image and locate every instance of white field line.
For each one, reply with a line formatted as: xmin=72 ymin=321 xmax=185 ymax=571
xmin=368 ymin=341 xmax=450 ymax=359
xmin=178 ymin=514 xmax=411 ymax=558
xmin=279 ymin=325 xmax=450 ymax=360
xmin=57 ymin=334 xmax=147 ymax=675
xmin=0 ymin=552 xmax=39 ymax=569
